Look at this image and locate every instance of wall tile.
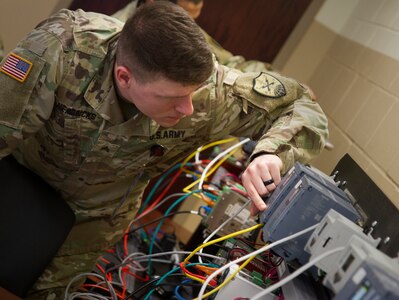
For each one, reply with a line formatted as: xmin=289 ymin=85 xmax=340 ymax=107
xmin=353 ymin=0 xmax=383 ymax=22
xmin=367 ymin=51 xmax=399 ymax=89
xmin=333 ymin=76 xmax=373 ymax=131
xmin=328 ymin=34 xmax=364 ymax=70
xmin=282 ymin=22 xmax=337 ymax=83
xmin=392 ymin=10 xmax=399 ymax=31
xmin=387 ymin=69 xmax=399 ymax=97
xmin=308 ymin=57 xmax=341 ymax=105
xmin=348 ymin=20 xmax=377 ymax=46
xmin=387 ymin=153 xmax=399 ymax=186
xmin=369 ymin=28 xmax=399 ymax=62
xmin=311 ymin=120 xmax=351 ymax=174
xmin=353 ymin=47 xmax=382 ymax=79
xmin=347 ymin=144 xmax=371 ymax=172
xmin=319 ymin=66 xmax=357 ymax=117
xmin=374 ymin=0 xmax=399 ymax=27
xmin=348 ymin=88 xmax=395 ymax=149
xmin=365 ymin=103 xmax=399 ymax=171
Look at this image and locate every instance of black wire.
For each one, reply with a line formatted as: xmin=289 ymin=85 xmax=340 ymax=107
xmin=106 ymin=210 xmax=201 ymax=275
xmin=123 ymin=273 xmax=204 ymax=300
xmin=126 ymin=210 xmax=199 ymax=237
xmin=139 ymin=173 xmax=189 ymax=212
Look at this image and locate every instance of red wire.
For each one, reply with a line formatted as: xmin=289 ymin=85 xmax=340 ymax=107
xmin=123 ymin=168 xmax=184 ymax=255
xmin=81 ymin=284 xmax=123 ymax=299
xmin=96 ymin=263 xmax=112 ymax=281
xmin=121 ymin=269 xmax=127 ymax=299
xmin=179 ymin=262 xmax=217 ymax=287
xmin=123 ymin=267 xmax=149 ymax=282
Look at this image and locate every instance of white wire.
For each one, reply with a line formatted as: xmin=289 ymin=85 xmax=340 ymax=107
xmin=198 ymin=137 xmax=250 ymax=190
xmin=121 ymin=250 xmax=222 ymax=264
xmin=69 ymin=292 xmax=110 ymax=300
xmin=195 ymin=145 xmax=204 ymax=164
xmin=197 ymin=223 xmax=320 ymax=299
xmin=64 ymin=272 xmax=118 ymax=300
xmin=118 ymin=251 xmax=148 ymax=284
xmin=250 ymin=247 xmax=345 ymax=299
xmin=126 ymin=193 xmax=187 ymax=231
xmin=198 ymin=198 xmax=252 ymax=264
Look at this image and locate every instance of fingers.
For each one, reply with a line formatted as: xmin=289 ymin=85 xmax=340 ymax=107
xmin=250 ymin=202 xmax=260 ymax=216
xmin=241 ymin=154 xmax=283 ymax=215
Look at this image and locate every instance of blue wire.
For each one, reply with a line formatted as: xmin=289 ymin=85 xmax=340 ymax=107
xmin=148 ymin=190 xmax=201 ymax=275
xmin=175 ymin=279 xmax=192 ymax=300
xmin=143 ymin=263 xmax=215 ymax=300
xmin=138 ymin=162 xmax=194 ymax=214
xmin=203 ymin=191 xmax=218 ymax=201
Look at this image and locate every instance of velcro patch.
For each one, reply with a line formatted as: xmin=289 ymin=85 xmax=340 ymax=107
xmin=0 ymin=53 xmax=33 ymax=83
xmin=253 ymin=72 xmax=286 ymax=98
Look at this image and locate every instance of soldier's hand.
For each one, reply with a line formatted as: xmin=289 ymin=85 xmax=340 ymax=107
xmin=241 ymin=154 xmax=283 ymax=216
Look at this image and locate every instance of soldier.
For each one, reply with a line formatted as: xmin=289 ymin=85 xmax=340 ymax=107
xmin=113 ymin=0 xmax=271 ymax=72
xmin=0 ymin=2 xmax=328 ymax=298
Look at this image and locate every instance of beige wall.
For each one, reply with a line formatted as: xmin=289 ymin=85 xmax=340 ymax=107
xmin=282 ymin=0 xmax=399 ymax=208
xmin=0 ymin=0 xmax=71 ymax=53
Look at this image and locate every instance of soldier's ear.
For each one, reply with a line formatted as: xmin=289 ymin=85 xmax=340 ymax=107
xmin=114 ymin=64 xmax=133 ymax=88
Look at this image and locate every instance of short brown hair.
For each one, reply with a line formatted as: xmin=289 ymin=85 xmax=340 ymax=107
xmin=116 ymin=1 xmax=213 ymax=85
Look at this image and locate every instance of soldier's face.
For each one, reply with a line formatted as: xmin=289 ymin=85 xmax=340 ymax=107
xmin=126 ymin=76 xmax=201 ymax=127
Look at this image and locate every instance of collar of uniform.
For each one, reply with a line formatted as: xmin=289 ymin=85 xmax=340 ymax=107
xmin=83 ymin=41 xmax=127 ymax=125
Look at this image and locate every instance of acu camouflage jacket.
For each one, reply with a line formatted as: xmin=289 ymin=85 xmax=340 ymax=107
xmin=0 ymin=9 xmax=328 ymax=217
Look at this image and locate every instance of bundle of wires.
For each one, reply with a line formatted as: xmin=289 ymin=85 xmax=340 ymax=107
xmin=64 ymin=138 xmax=263 ymax=300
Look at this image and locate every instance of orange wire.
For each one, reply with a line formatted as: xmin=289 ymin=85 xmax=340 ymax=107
xmin=179 ymin=262 xmax=217 ymax=287
xmin=81 ymin=284 xmax=123 ymax=299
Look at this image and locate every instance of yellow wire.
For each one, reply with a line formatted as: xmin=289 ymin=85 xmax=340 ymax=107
xmin=182 ymin=147 xmax=240 ymax=194
xmin=184 ymin=271 xmax=207 ymax=284
xmin=184 ymin=223 xmax=263 ymax=264
xmin=180 ymin=137 xmax=237 ymax=170
xmin=194 ymin=255 xmax=256 ymax=300
xmin=181 ymin=223 xmax=263 ymax=290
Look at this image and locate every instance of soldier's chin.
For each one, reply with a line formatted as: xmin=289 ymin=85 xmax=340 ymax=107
xmin=159 ymin=117 xmax=181 ymax=127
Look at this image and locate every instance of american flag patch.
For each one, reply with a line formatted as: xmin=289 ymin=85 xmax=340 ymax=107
xmin=0 ymin=53 xmax=33 ymax=83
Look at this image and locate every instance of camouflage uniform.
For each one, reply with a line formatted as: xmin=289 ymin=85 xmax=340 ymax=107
xmin=111 ymin=0 xmax=273 ymax=73
xmin=0 ymin=9 xmax=328 ymax=299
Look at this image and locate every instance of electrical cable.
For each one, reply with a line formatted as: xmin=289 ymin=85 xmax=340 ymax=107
xmin=122 ymin=192 xmax=187 ymax=259
xmin=123 ymin=274 xmax=203 ymax=300
xmin=143 ymin=263 xmax=215 ymax=300
xmin=196 ymin=223 xmax=320 ymax=299
xmin=192 ymin=255 xmax=257 ymax=300
xmin=64 ymin=272 xmax=118 ymax=300
xmin=106 ymin=251 xmax=223 ymax=276
xmin=69 ymin=292 xmax=110 ymax=300
xmin=129 ymin=193 xmax=187 ymax=225
xmin=180 ymin=138 xmax=237 ymax=174
xmin=126 ymin=210 xmax=199 ymax=236
xmin=148 ymin=191 xmax=201 ymax=275
xmin=198 ymin=198 xmax=252 ymax=264
xmin=198 ymin=138 xmax=250 ymax=190
xmin=138 ymin=163 xmax=185 ymax=215
xmin=182 ymin=146 xmax=241 ymax=195
xmin=182 ymin=223 xmax=263 ymax=288
xmin=175 ymin=279 xmax=192 ymax=300
xmin=250 ymin=247 xmax=346 ymax=300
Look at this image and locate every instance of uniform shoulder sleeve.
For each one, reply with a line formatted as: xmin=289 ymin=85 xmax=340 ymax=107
xmin=211 ymin=66 xmax=328 ymax=172
xmin=0 ymin=26 xmax=65 ymax=158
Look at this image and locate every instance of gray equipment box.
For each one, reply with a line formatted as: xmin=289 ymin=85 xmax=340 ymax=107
xmin=261 ymin=171 xmax=361 ymax=265
xmin=261 ymin=163 xmax=350 ymax=225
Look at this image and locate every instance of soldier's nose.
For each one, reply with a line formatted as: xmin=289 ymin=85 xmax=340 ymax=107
xmin=176 ymin=96 xmax=194 ymax=116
